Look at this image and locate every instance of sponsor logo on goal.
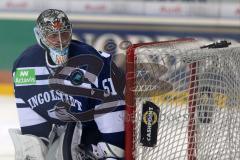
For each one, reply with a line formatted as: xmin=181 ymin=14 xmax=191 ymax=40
xmin=140 ymin=101 xmax=159 ymax=147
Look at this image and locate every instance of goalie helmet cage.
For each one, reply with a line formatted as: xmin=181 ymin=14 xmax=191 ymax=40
xmin=125 ymin=38 xmax=240 ymax=160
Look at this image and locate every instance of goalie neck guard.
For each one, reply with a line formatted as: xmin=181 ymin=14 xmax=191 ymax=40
xmin=34 ymin=9 xmax=72 ymax=66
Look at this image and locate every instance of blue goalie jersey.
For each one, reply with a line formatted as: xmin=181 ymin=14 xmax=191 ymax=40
xmin=12 ymin=40 xmax=125 ymax=149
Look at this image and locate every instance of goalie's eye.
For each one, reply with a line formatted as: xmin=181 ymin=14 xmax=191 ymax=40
xmin=46 ymin=31 xmax=71 ymax=49
xmin=47 ymin=33 xmax=59 ymax=40
xmin=46 ymin=31 xmax=71 ymax=41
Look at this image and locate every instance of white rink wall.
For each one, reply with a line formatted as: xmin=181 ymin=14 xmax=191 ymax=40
xmin=0 ymin=96 xmax=19 ymax=160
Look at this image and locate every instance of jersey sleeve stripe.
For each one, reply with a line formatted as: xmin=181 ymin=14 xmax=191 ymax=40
xmin=94 ymin=110 xmax=124 ymax=133
xmin=15 ymin=67 xmax=49 ymax=75
xmin=15 ymin=79 xmax=49 ymax=86
xmin=94 ymin=100 xmax=125 ymax=110
xmin=15 ymin=79 xmax=92 ymax=89
xmin=98 ymin=51 xmax=111 ymax=58
xmin=17 ymin=108 xmax=47 ymax=127
xmin=15 ymin=98 xmax=25 ymax=104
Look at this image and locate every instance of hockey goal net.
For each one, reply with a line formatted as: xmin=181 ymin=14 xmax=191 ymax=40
xmin=125 ymin=38 xmax=240 ymax=160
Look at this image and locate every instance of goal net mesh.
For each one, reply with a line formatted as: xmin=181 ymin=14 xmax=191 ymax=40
xmin=125 ymin=39 xmax=240 ymax=160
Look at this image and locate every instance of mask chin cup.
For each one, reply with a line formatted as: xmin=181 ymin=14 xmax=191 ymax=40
xmin=49 ymin=47 xmax=69 ymax=65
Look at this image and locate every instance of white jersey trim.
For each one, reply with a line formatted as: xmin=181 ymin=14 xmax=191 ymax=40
xmin=99 ymin=51 xmax=111 ymax=58
xmin=15 ymin=79 xmax=49 ymax=86
xmin=94 ymin=110 xmax=124 ymax=133
xmin=15 ymin=98 xmax=25 ymax=104
xmin=17 ymin=108 xmax=47 ymax=127
xmin=95 ymin=100 xmax=125 ymax=110
xmin=15 ymin=79 xmax=92 ymax=89
xmin=15 ymin=67 xmax=49 ymax=75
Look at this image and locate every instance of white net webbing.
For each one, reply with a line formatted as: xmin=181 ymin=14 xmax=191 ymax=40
xmin=130 ymin=40 xmax=240 ymax=160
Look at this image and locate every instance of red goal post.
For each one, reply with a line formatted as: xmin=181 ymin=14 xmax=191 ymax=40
xmin=125 ymin=38 xmax=240 ymax=160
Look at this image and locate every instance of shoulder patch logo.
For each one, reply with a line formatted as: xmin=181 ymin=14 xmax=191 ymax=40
xmin=15 ymin=69 xmax=36 ymax=85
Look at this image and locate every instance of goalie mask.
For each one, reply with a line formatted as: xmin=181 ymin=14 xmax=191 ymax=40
xmin=34 ymin=9 xmax=72 ymax=66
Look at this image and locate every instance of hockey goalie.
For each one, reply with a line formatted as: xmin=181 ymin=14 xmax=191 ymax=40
xmin=10 ymin=9 xmax=125 ymax=160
